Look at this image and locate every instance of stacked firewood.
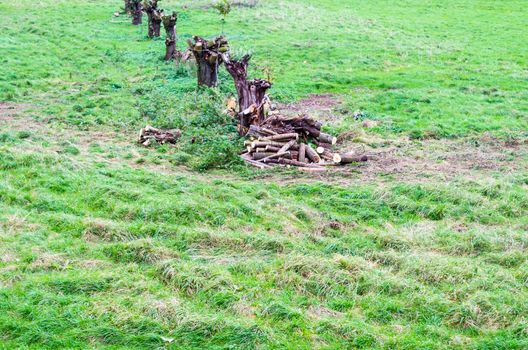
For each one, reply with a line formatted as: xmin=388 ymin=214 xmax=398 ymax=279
xmin=240 ymin=115 xmax=368 ymax=170
xmin=138 ymin=125 xmax=181 ymax=146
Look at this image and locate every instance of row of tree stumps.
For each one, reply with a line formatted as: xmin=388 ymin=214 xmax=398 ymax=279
xmin=124 ymin=0 xmax=179 ymax=61
xmin=123 ymin=0 xmax=369 ymax=171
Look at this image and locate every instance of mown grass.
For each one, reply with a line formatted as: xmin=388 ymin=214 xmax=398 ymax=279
xmin=1 ymin=0 xmax=528 ymax=349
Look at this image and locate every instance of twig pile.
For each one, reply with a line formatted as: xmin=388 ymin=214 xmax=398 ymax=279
xmin=138 ymin=125 xmax=181 ymax=146
xmin=241 ymin=115 xmax=368 ymax=171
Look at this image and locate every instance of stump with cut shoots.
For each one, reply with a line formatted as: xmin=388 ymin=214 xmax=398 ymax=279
xmin=187 ymin=36 xmax=229 ymax=87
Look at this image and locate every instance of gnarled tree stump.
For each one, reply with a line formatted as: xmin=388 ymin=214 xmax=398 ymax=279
xmin=222 ymin=54 xmax=272 ymax=135
xmin=131 ymin=0 xmax=143 ymax=25
xmin=162 ymin=11 xmax=178 ymax=61
xmin=143 ymin=0 xmax=162 ymax=37
xmin=124 ymin=0 xmax=133 ymax=15
xmin=187 ymin=36 xmax=229 ymax=87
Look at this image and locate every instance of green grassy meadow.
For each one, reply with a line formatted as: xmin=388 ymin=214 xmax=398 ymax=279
xmin=1 ymin=0 xmax=528 ymax=349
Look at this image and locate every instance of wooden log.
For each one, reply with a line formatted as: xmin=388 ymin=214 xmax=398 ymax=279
xmin=298 ymin=167 xmax=328 ymax=173
xmin=248 ymin=125 xmax=276 ymax=138
xmin=260 ymin=127 xmax=278 ymax=135
xmin=298 ymin=143 xmax=307 ymax=163
xmin=278 ymin=139 xmax=297 ymax=153
xmin=318 ymin=148 xmax=335 ymax=161
xmin=302 ymin=125 xmax=321 ymax=138
xmin=279 ymin=158 xmax=325 ymax=168
xmin=261 ymin=133 xmax=299 ymax=142
xmin=305 ymin=144 xmax=321 ymax=163
xmin=252 ymin=152 xmax=276 ymax=160
xmin=264 ymin=145 xmax=281 ymax=153
xmin=333 ymin=153 xmax=368 ymax=164
xmin=318 ymin=132 xmax=337 ymax=145
xmin=261 ymin=151 xmax=291 ymax=163
xmin=251 ymin=141 xmax=287 ymax=148
xmin=240 ymin=154 xmax=271 ymax=169
xmin=316 ymin=141 xmax=333 ymax=150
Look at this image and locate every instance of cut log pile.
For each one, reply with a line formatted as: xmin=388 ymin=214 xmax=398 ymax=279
xmin=138 ymin=125 xmax=181 ymax=146
xmin=240 ymin=115 xmax=368 ymax=171
xmin=119 ymin=16 xmax=371 ymax=171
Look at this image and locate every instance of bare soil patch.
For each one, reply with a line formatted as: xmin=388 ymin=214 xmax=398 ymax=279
xmin=278 ymin=94 xmax=343 ymax=123
xmin=2 ymin=103 xmax=526 ymax=185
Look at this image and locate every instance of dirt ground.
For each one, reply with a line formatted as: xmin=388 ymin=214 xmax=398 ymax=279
xmin=2 ymin=102 xmax=527 ymax=185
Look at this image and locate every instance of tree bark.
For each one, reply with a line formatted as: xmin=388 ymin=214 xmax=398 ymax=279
xmin=222 ymin=54 xmax=272 ymax=135
xmin=162 ymin=12 xmax=178 ymax=60
xmin=144 ymin=0 xmax=162 ymax=37
xmin=188 ymin=36 xmax=228 ymax=88
xmin=131 ymin=0 xmax=142 ymax=25
xmin=124 ymin=0 xmax=133 ymax=15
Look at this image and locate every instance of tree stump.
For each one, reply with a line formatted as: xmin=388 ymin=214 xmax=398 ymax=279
xmin=162 ymin=12 xmax=178 ymax=61
xmin=222 ymin=54 xmax=272 ymax=135
xmin=124 ymin=0 xmax=133 ymax=15
xmin=131 ymin=0 xmax=143 ymax=25
xmin=187 ymin=36 xmax=229 ymax=87
xmin=143 ymin=0 xmax=162 ymax=37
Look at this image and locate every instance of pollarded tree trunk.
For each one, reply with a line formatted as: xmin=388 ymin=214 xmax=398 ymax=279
xmin=131 ymin=0 xmax=142 ymax=25
xmin=124 ymin=0 xmax=132 ymax=15
xmin=162 ymin=12 xmax=178 ymax=60
xmin=188 ymin=36 xmax=229 ymax=87
xmin=222 ymin=54 xmax=272 ymax=135
xmin=144 ymin=0 xmax=162 ymax=38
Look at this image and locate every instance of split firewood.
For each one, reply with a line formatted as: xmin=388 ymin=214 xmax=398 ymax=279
xmin=138 ymin=125 xmax=181 ymax=146
xmin=333 ymin=153 xmax=368 ymax=164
